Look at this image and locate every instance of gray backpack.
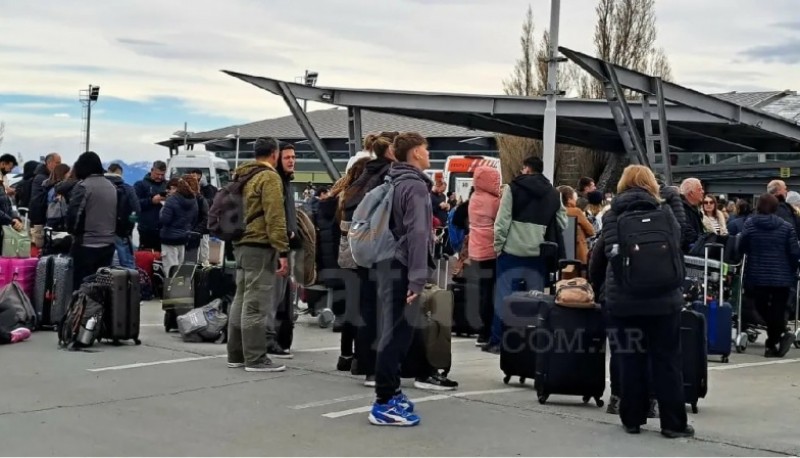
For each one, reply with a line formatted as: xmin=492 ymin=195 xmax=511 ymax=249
xmin=348 ymin=177 xmax=399 ymax=268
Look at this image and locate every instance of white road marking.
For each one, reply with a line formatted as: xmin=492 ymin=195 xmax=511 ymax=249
xmin=708 ymin=357 xmax=800 ymax=372
xmin=140 ymin=324 xmax=164 ymax=327
xmin=322 ymin=388 xmax=526 ymax=419
xmin=290 ymin=394 xmax=375 ymax=410
xmin=293 ymin=346 xmax=340 ymax=353
xmin=88 ymin=355 xmax=226 ymax=372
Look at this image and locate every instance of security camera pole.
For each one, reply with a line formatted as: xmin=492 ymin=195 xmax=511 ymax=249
xmin=79 ymin=85 xmax=100 ymax=152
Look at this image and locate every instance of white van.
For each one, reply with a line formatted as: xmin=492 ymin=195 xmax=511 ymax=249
xmin=166 ymin=151 xmax=230 ymax=188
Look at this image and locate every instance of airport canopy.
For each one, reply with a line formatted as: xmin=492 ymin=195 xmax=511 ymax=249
xmin=221 ymin=52 xmax=800 ymax=156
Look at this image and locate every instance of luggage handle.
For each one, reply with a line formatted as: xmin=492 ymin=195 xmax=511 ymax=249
xmin=703 ymin=243 xmax=725 ymax=306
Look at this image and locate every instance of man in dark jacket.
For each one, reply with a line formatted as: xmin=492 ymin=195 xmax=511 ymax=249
xmin=67 ymin=152 xmax=117 ymax=289
xmin=767 ymin=180 xmax=800 ymax=239
xmin=133 ymin=161 xmax=167 ymax=250
xmin=679 ymin=178 xmax=706 ymax=253
xmin=13 ymin=160 xmax=40 ymax=211
xmin=106 ymin=163 xmax=141 ymax=269
xmin=489 ymin=156 xmax=567 ymax=352
xmin=30 ymin=152 xmax=62 ymax=248
xmin=370 ymin=132 xmax=434 ymax=427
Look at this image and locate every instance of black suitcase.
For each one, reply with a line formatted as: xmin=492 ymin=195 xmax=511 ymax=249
xmin=534 ymin=304 xmax=606 ymax=407
xmin=500 ymin=291 xmax=554 ymax=385
xmin=450 ymin=282 xmax=481 ymax=336
xmin=96 ymin=267 xmax=141 ymax=345
xmin=681 ymin=308 xmax=708 ymax=413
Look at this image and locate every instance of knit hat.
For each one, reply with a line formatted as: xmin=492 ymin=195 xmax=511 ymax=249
xmin=786 ymin=191 xmax=800 ymax=206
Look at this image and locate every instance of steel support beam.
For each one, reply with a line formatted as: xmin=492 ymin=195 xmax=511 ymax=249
xmin=603 ymin=62 xmax=649 ymax=166
xmin=276 ymin=81 xmax=340 ymax=181
xmin=654 ymin=78 xmax=674 ymax=185
xmin=560 ymin=47 xmax=800 ymax=142
xmin=347 ymin=107 xmax=363 ymax=157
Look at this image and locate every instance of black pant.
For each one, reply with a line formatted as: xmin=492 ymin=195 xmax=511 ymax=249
xmin=0 ymin=306 xmax=15 ymax=344
xmin=746 ymin=286 xmax=790 ymax=350
xmin=275 ymin=280 xmax=294 ymax=351
xmin=73 ymin=244 xmax=116 ymax=289
xmin=353 ymin=266 xmax=378 ymax=376
xmin=474 ymin=259 xmax=496 ymax=340
xmin=613 ymin=312 xmax=687 ymax=432
xmin=138 ymin=229 xmax=161 ymax=251
xmin=374 ymin=260 xmax=420 ymax=402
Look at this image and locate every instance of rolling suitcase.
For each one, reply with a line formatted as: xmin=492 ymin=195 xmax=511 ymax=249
xmin=681 ymin=307 xmax=708 ymax=414
xmin=6 ymin=257 xmax=38 ymax=303
xmin=695 ymin=243 xmax=733 ymax=363
xmin=193 ymin=265 xmax=233 ymax=308
xmin=402 ymin=283 xmax=454 ymax=377
xmin=500 ymin=291 xmax=554 ymax=385
xmin=534 ymin=303 xmax=606 ymax=407
xmin=162 ymin=263 xmax=198 ymax=332
xmin=96 ymin=267 xmax=141 ymax=345
xmin=34 ymin=255 xmax=74 ymax=329
xmin=135 ymin=250 xmax=161 ymax=281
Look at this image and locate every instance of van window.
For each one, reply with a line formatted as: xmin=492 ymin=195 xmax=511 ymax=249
xmin=216 ymin=168 xmax=230 ymax=187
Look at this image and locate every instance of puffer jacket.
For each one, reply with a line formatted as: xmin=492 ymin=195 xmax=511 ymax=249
xmin=598 ymin=187 xmax=683 ymax=317
xmin=680 ymin=195 xmax=705 ymax=253
xmin=159 ymin=192 xmax=199 ymax=246
xmin=739 ymin=214 xmax=800 ymax=288
xmin=468 ymin=166 xmax=501 ymax=262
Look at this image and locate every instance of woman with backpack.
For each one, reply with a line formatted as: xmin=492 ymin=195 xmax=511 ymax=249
xmin=590 ymin=165 xmax=693 ymax=439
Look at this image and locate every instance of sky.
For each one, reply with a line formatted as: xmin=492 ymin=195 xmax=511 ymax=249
xmin=0 ymin=0 xmax=798 ymax=165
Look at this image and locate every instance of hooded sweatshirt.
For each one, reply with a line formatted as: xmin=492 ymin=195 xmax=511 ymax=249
xmin=468 ymin=166 xmax=501 ymax=262
xmin=494 ymin=173 xmax=567 ymax=257
xmin=233 ymin=161 xmax=289 ymax=255
xmin=388 ymin=163 xmax=435 ymax=294
xmin=739 ymin=214 xmax=800 ymax=287
xmin=342 ymin=157 xmax=393 ymax=222
xmin=14 ymin=161 xmax=39 ymax=210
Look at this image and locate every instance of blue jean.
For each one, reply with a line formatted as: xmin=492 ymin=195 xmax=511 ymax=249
xmin=490 ymin=253 xmax=546 ymax=346
xmin=114 ymin=236 xmax=135 ymax=269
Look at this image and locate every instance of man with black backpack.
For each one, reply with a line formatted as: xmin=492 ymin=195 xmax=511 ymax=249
xmin=106 ymin=163 xmax=140 ymax=269
xmin=214 ymin=137 xmax=289 ymax=373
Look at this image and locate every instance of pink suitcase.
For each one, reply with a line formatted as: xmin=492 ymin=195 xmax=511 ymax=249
xmin=2 ymin=257 xmax=38 ymax=300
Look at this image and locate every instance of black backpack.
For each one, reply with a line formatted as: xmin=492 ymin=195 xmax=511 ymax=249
xmin=57 ymin=283 xmax=108 ymax=350
xmin=208 ymin=166 xmax=270 ymax=242
xmin=613 ymin=201 xmax=684 ymax=295
xmin=114 ymin=182 xmax=134 ymax=237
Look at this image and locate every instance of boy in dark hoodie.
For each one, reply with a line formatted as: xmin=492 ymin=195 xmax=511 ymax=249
xmin=369 ymin=132 xmax=434 ymax=427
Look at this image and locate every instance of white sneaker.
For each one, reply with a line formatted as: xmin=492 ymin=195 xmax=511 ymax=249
xmin=245 ymin=361 xmax=286 ymax=372
xmin=364 ymin=375 xmax=376 ymax=387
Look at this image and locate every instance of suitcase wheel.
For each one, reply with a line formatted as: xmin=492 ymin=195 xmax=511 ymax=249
xmin=503 ymin=375 xmax=511 ymax=385
xmin=735 ymin=333 xmax=748 ymax=353
xmin=794 ymin=329 xmax=800 ymax=348
xmin=537 ymin=393 xmax=548 ymax=405
xmin=134 ymin=338 xmax=142 ymax=345
xmin=595 ymin=397 xmax=604 ymax=408
xmin=721 ymin=355 xmax=730 ymax=363
xmin=519 ymin=377 xmax=526 ymax=385
xmin=691 ymin=403 xmax=699 ymax=414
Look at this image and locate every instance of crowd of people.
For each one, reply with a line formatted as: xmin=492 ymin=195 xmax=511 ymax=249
xmin=3 ymin=134 xmax=798 ymax=437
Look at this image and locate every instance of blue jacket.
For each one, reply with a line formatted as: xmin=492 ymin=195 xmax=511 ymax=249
xmin=159 ymin=193 xmax=198 ymax=246
xmin=134 ymin=174 xmax=167 ymax=232
xmin=739 ymin=214 xmax=800 ymax=288
xmin=727 ymin=214 xmax=750 ymax=237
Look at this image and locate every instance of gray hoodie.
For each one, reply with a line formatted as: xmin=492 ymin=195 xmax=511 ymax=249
xmin=388 ymin=163 xmax=434 ymax=294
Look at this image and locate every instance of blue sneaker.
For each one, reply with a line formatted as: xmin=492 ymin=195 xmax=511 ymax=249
xmin=368 ymin=398 xmax=420 ymax=426
xmin=393 ymin=393 xmax=415 ymax=413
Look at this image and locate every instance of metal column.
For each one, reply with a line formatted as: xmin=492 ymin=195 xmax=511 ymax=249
xmin=654 ymin=78 xmax=674 ymax=186
xmin=276 ymin=81 xmax=341 ymax=181
xmin=347 ymin=107 xmax=363 ymax=157
xmin=602 ymin=62 xmax=649 ymax=167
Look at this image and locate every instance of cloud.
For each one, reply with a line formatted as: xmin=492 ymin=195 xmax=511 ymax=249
xmin=52 ymin=113 xmax=70 ymax=118
xmin=772 ymin=21 xmax=800 ymax=30
xmin=740 ymin=40 xmax=800 ymax=64
xmin=116 ymin=37 xmax=165 ymax=47
xmin=1 ymin=102 xmax=70 ymax=110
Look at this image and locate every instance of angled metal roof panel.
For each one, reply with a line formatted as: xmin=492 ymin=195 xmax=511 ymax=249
xmin=711 ymin=91 xmax=788 ymax=108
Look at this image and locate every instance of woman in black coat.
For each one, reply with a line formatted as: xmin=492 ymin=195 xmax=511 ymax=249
xmin=739 ymin=193 xmax=800 ymax=357
xmin=591 ymin=165 xmax=693 ymax=439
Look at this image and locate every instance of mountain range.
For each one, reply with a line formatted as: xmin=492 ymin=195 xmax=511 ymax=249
xmin=102 ymin=160 xmax=152 ymax=185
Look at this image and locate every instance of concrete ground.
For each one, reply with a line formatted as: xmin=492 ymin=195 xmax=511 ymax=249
xmin=2 ymin=300 xmax=799 ymax=457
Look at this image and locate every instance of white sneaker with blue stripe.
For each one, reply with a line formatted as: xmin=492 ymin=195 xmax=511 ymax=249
xmin=368 ymin=398 xmax=420 ymax=426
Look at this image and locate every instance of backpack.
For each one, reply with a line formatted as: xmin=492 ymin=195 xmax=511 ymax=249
xmin=293 ymin=210 xmax=317 ymax=286
xmin=0 ymin=281 xmax=37 ymax=330
xmin=613 ymin=202 xmax=684 ymax=295
xmin=207 ymin=166 xmax=270 ymax=242
xmin=57 ymin=283 xmax=107 ymax=350
xmin=447 ymin=208 xmax=466 ymax=253
xmin=114 ymin=182 xmax=134 ymax=237
xmin=348 ymin=176 xmax=399 ymax=268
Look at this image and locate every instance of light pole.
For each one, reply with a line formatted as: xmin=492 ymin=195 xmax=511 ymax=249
xmin=542 ymin=0 xmax=563 ymax=183
xmin=298 ymin=70 xmax=319 ymax=111
xmin=79 ymin=85 xmax=100 ymax=152
xmin=226 ymin=128 xmax=241 ymax=168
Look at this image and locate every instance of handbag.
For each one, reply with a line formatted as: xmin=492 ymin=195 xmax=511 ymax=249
xmin=337 ymin=222 xmax=357 ymax=269
xmin=554 ymin=278 xmax=596 ymax=308
xmin=2 ymin=226 xmax=31 ymax=258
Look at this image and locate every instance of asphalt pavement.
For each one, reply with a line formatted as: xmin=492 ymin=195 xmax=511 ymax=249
xmin=2 ymin=300 xmax=799 ymax=456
